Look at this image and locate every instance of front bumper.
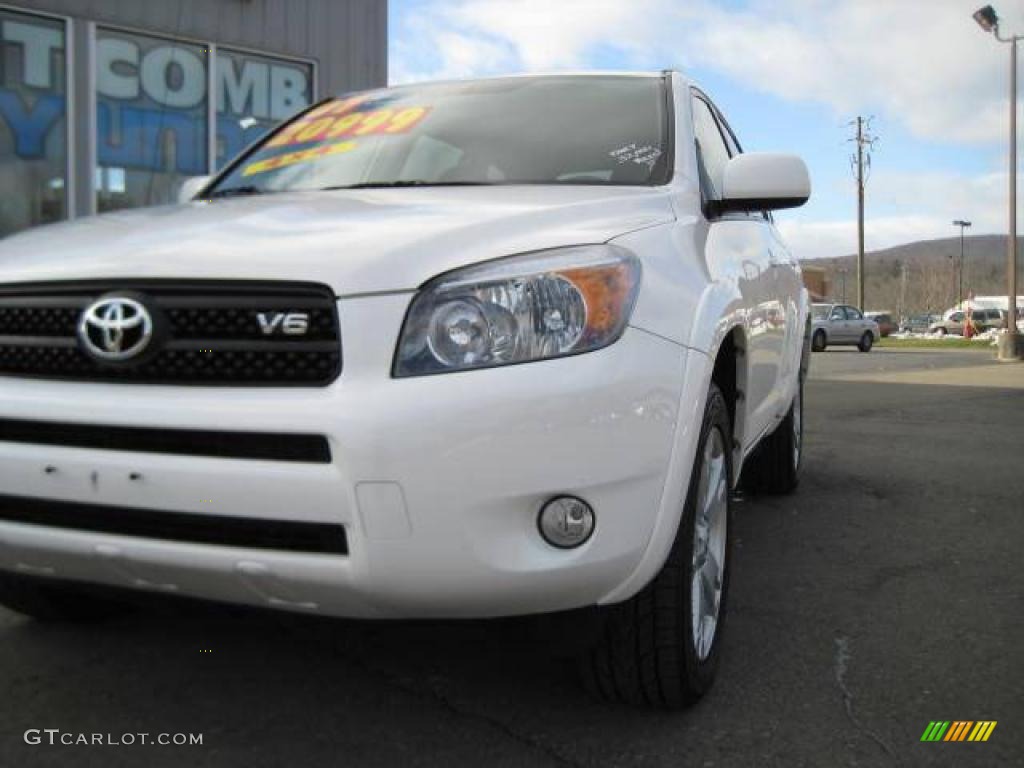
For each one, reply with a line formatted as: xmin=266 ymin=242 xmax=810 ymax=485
xmin=0 ymin=294 xmax=689 ymax=618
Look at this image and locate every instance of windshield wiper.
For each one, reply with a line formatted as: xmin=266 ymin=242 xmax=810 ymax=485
xmin=206 ymin=185 xmax=266 ymax=199
xmin=322 ymin=180 xmax=502 ymax=190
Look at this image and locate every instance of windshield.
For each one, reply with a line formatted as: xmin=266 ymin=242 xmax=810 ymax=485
xmin=207 ymin=75 xmax=671 ymax=196
xmin=812 ymin=304 xmax=831 ymax=320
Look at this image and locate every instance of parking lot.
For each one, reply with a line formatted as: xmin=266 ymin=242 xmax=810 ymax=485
xmin=2 ymin=347 xmax=1021 ymax=768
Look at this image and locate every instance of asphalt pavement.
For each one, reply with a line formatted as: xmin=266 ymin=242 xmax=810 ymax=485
xmin=1 ymin=346 xmax=1022 ymax=768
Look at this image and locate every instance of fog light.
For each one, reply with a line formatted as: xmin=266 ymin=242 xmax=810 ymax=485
xmin=538 ymin=496 xmax=595 ymax=549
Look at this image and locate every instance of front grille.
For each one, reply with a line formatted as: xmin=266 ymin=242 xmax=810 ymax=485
xmin=0 ymin=281 xmax=341 ymax=386
xmin=0 ymin=494 xmax=348 ymax=555
xmin=0 ymin=418 xmax=331 ymax=463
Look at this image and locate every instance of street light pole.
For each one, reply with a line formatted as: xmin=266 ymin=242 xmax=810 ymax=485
xmin=973 ymin=5 xmax=1021 ymax=361
xmin=953 ymin=219 xmax=972 ymax=308
xmin=1006 ymin=34 xmax=1019 ymax=355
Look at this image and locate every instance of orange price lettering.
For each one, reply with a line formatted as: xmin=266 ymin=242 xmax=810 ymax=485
xmin=325 ymin=113 xmax=365 ymax=139
xmin=385 ymin=107 xmax=429 ymax=133
xmin=352 ymin=109 xmax=395 ymax=135
xmin=265 ymin=105 xmax=431 ymax=148
xmin=242 ymin=140 xmax=357 ymax=176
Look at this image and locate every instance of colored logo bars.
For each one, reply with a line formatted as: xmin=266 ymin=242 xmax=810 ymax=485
xmin=920 ymin=721 xmax=997 ymax=742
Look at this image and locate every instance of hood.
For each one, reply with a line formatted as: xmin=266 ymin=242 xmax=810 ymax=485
xmin=0 ymin=186 xmax=675 ymax=295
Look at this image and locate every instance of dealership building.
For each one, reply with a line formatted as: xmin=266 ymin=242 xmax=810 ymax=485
xmin=0 ymin=0 xmax=386 ymax=239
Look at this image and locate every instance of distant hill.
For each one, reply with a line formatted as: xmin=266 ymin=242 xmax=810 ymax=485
xmin=801 ymin=235 xmax=1022 ymax=315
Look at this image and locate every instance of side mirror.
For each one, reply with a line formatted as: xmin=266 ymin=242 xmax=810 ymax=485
xmin=718 ymin=153 xmax=810 ymax=214
xmin=178 ymin=175 xmax=211 ymax=203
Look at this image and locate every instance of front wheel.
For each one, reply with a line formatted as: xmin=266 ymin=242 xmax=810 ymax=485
xmin=580 ymin=383 xmax=733 ymax=709
xmin=858 ymin=331 xmax=874 ymax=352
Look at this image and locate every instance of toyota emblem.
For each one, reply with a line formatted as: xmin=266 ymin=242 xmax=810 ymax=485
xmin=78 ymin=296 xmax=154 ymax=362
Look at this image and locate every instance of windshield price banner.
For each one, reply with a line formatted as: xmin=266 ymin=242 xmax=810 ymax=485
xmin=266 ymin=101 xmax=430 ymax=148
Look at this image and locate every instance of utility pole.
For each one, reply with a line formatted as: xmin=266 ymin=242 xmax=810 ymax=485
xmin=849 ymin=116 xmax=877 ymax=312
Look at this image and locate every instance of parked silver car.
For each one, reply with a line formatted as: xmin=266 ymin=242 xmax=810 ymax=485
xmin=811 ymin=304 xmax=880 ymax=352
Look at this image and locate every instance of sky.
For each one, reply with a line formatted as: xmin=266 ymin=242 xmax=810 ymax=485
xmin=387 ymin=0 xmax=1024 ymax=261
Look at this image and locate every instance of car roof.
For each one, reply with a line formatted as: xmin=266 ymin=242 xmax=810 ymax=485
xmin=355 ymin=70 xmax=677 ymax=94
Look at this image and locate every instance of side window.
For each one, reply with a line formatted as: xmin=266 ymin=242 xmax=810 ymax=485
xmin=691 ymin=96 xmax=732 ymax=201
xmin=830 ymin=307 xmax=846 ymax=321
xmin=846 ymin=307 xmax=863 ymax=320
xmin=718 ymin=114 xmax=742 ymax=157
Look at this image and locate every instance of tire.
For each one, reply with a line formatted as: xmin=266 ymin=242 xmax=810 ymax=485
xmin=742 ymin=378 xmax=803 ymax=495
xmin=811 ymin=329 xmax=827 ymax=352
xmin=934 ymin=327 xmax=947 ymax=336
xmin=0 ymin=572 xmax=132 ymax=622
xmin=580 ymin=383 xmax=733 ymax=709
xmin=858 ymin=331 xmax=874 ymax=352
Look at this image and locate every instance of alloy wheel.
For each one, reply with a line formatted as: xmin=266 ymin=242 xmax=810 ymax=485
xmin=691 ymin=425 xmax=728 ymax=661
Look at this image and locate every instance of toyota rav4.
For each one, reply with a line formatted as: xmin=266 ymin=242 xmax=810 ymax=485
xmin=0 ymin=72 xmax=811 ymax=708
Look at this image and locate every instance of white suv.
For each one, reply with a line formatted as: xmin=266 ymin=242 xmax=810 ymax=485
xmin=0 ymin=73 xmax=810 ymax=708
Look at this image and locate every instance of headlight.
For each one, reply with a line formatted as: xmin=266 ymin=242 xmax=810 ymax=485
xmin=394 ymin=245 xmax=641 ymax=377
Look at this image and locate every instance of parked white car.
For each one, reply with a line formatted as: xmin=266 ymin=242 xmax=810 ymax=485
xmin=0 ymin=73 xmax=810 ymax=708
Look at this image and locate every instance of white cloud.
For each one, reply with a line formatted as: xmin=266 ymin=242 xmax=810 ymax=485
xmin=778 ymin=170 xmax=1024 ymax=259
xmin=778 ymin=215 xmax=950 ymax=261
xmin=392 ymin=0 xmax=1024 ymax=144
xmin=688 ymin=0 xmax=1024 ymax=144
xmin=391 ymin=0 xmax=678 ymax=83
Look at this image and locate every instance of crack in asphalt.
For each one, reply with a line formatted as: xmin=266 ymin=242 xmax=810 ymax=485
xmin=326 ymin=643 xmax=584 ymax=768
xmin=833 ymin=635 xmax=901 ymax=767
xmin=863 ymin=556 xmax=953 ymax=595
